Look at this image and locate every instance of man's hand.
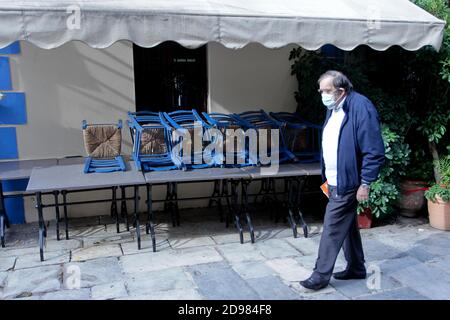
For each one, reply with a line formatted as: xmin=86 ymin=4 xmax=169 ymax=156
xmin=356 ymin=184 xmax=370 ymax=202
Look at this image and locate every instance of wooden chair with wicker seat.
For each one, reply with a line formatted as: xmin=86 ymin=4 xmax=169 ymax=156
xmin=82 ymin=120 xmax=126 ymax=173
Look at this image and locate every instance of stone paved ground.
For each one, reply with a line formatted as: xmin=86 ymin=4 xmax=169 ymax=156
xmin=0 ymin=207 xmax=449 ymax=300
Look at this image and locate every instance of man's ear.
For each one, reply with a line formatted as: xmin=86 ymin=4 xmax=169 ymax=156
xmin=336 ymin=88 xmax=346 ymax=100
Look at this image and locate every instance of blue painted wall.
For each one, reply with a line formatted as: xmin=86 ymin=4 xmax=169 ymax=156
xmin=0 ymin=92 xmax=27 ymax=125
xmin=0 ymin=42 xmax=21 ymax=55
xmin=1 ymin=179 xmax=27 ymax=224
xmin=0 ymin=127 xmax=18 ymax=159
xmin=0 ymin=57 xmax=12 ymax=90
xmin=1 ymin=42 xmax=26 ymax=224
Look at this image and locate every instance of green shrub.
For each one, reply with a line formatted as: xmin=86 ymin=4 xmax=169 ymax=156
xmin=425 ymin=156 xmax=450 ymax=202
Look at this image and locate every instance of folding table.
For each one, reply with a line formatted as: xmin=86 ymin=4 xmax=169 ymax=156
xmin=26 ymin=162 xmax=145 ymax=261
xmin=143 ymin=167 xmax=253 ymax=250
xmin=241 ymin=163 xmax=319 ymax=238
xmin=0 ymin=158 xmax=57 ymax=247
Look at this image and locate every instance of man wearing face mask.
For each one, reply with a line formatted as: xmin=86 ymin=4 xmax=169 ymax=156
xmin=300 ymin=70 xmax=385 ymax=290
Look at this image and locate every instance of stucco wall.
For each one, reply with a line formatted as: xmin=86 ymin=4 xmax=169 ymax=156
xmin=208 ymin=42 xmax=298 ymax=114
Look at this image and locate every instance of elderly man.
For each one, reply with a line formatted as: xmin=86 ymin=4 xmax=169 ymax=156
xmin=300 ymin=70 xmax=385 ymax=290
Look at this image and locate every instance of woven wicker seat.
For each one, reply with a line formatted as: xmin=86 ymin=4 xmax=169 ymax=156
xmin=82 ymin=120 xmax=126 ymax=173
xmin=83 ymin=125 xmax=122 ymax=159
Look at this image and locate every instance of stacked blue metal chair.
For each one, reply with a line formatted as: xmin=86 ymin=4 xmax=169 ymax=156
xmin=232 ymin=109 xmax=297 ymax=165
xmin=269 ymin=112 xmax=322 ymax=163
xmin=82 ymin=120 xmax=126 ymax=173
xmin=127 ymin=111 xmax=178 ymax=171
xmin=202 ymin=112 xmax=257 ymax=167
xmin=160 ymin=109 xmax=215 ymax=170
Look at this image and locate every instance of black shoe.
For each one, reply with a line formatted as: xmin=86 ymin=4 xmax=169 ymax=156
xmin=299 ymin=277 xmax=329 ymax=291
xmin=333 ymin=270 xmax=366 ymax=280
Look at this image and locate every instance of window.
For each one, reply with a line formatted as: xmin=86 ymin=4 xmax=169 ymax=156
xmin=133 ymin=41 xmax=208 ymax=113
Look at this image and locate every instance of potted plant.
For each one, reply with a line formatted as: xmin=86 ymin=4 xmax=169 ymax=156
xmin=425 ymin=156 xmax=450 ymax=230
xmin=357 ymin=125 xmax=409 ymax=228
xmin=396 ymin=150 xmax=432 ymax=217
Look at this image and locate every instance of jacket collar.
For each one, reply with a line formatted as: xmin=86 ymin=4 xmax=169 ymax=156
xmin=322 ymin=90 xmax=353 ymax=127
xmin=342 ymin=90 xmax=354 ymax=113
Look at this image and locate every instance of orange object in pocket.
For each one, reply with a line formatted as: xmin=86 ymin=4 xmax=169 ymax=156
xmin=320 ymin=181 xmax=329 ymax=198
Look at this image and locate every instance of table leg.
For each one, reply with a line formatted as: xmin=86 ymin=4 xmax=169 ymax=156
xmin=286 ymin=178 xmax=299 ymax=238
xmin=112 ymin=186 xmax=120 ymax=233
xmin=230 ymin=180 xmax=244 ymax=244
xmin=295 ymin=177 xmax=309 ymax=238
xmin=134 ymin=185 xmax=141 ymax=250
xmin=166 ymin=182 xmax=176 ymax=227
xmin=120 ymin=186 xmax=129 ymax=231
xmin=255 ymin=178 xmax=278 ymax=221
xmin=209 ymin=180 xmax=223 ymax=222
xmin=0 ymin=182 xmax=6 ymax=247
xmin=174 ymin=182 xmax=180 ymax=227
xmin=254 ymin=178 xmax=265 ymax=204
xmin=0 ymin=214 xmax=4 ymax=248
xmin=36 ymin=192 xmax=46 ymax=261
xmin=241 ymin=179 xmax=255 ymax=243
xmin=146 ymin=184 xmax=156 ymax=252
xmin=53 ymin=191 xmax=60 ymax=241
xmin=62 ymin=190 xmax=69 ymax=240
xmin=268 ymin=178 xmax=281 ymax=223
xmin=221 ymin=179 xmax=231 ymax=228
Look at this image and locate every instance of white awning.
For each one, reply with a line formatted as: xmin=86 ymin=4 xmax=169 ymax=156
xmin=0 ymin=0 xmax=445 ymax=51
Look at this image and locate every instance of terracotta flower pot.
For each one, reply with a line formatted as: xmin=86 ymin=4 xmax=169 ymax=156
xmin=427 ymin=195 xmax=450 ymax=231
xmin=358 ymin=207 xmax=372 ymax=229
xmin=396 ymin=180 xmax=428 ymax=218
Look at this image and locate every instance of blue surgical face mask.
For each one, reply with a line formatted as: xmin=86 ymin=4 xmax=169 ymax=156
xmin=321 ymin=93 xmax=336 ymax=110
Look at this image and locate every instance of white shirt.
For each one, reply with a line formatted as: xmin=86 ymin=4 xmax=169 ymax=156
xmin=322 ymin=97 xmax=346 ymax=186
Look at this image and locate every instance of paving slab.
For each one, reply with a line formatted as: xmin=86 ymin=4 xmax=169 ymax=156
xmin=65 ymin=257 xmax=124 ymax=288
xmin=14 ymin=250 xmax=70 ymax=269
xmin=71 ymin=244 xmax=123 ymax=261
xmin=216 ymin=243 xmax=265 ymax=263
xmin=254 ymin=239 xmax=301 ymax=259
xmin=120 ymin=246 xmax=223 ymax=273
xmin=0 ymin=256 xmax=16 ymax=272
xmin=120 ymin=238 xmax=171 ymax=255
xmin=169 ymin=236 xmax=216 ymax=249
xmin=186 ymin=262 xmax=260 ymax=300
xmin=116 ymin=289 xmax=203 ymax=300
xmin=91 ymin=281 xmax=128 ymax=300
xmin=355 ymin=287 xmax=429 ymax=300
xmin=390 ymin=263 xmax=450 ymax=299
xmin=126 ymin=267 xmax=196 ymax=296
xmin=40 ymin=288 xmax=91 ymax=300
xmin=2 ymin=264 xmax=62 ymax=299
xmin=331 ymin=275 xmax=402 ymax=298
xmin=245 ymin=275 xmax=300 ymax=300
xmin=231 ymin=261 xmax=276 ymax=280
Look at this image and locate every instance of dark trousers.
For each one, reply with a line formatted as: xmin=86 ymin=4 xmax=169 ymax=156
xmin=312 ymin=185 xmax=365 ymax=282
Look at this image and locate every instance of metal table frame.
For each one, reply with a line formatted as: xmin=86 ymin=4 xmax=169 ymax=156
xmin=143 ymin=168 xmax=255 ymax=251
xmin=26 ymin=163 xmax=145 ymax=261
xmin=16 ymin=160 xmax=320 ymax=261
xmin=33 ymin=185 xmax=139 ymax=261
xmin=249 ymin=176 xmax=309 ymax=238
xmin=0 ymin=159 xmax=59 ymax=247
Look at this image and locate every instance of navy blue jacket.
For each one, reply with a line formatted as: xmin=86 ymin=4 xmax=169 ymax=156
xmin=321 ymin=91 xmax=385 ymax=195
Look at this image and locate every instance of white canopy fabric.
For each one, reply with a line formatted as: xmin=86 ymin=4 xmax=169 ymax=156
xmin=0 ymin=0 xmax=445 ymax=51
